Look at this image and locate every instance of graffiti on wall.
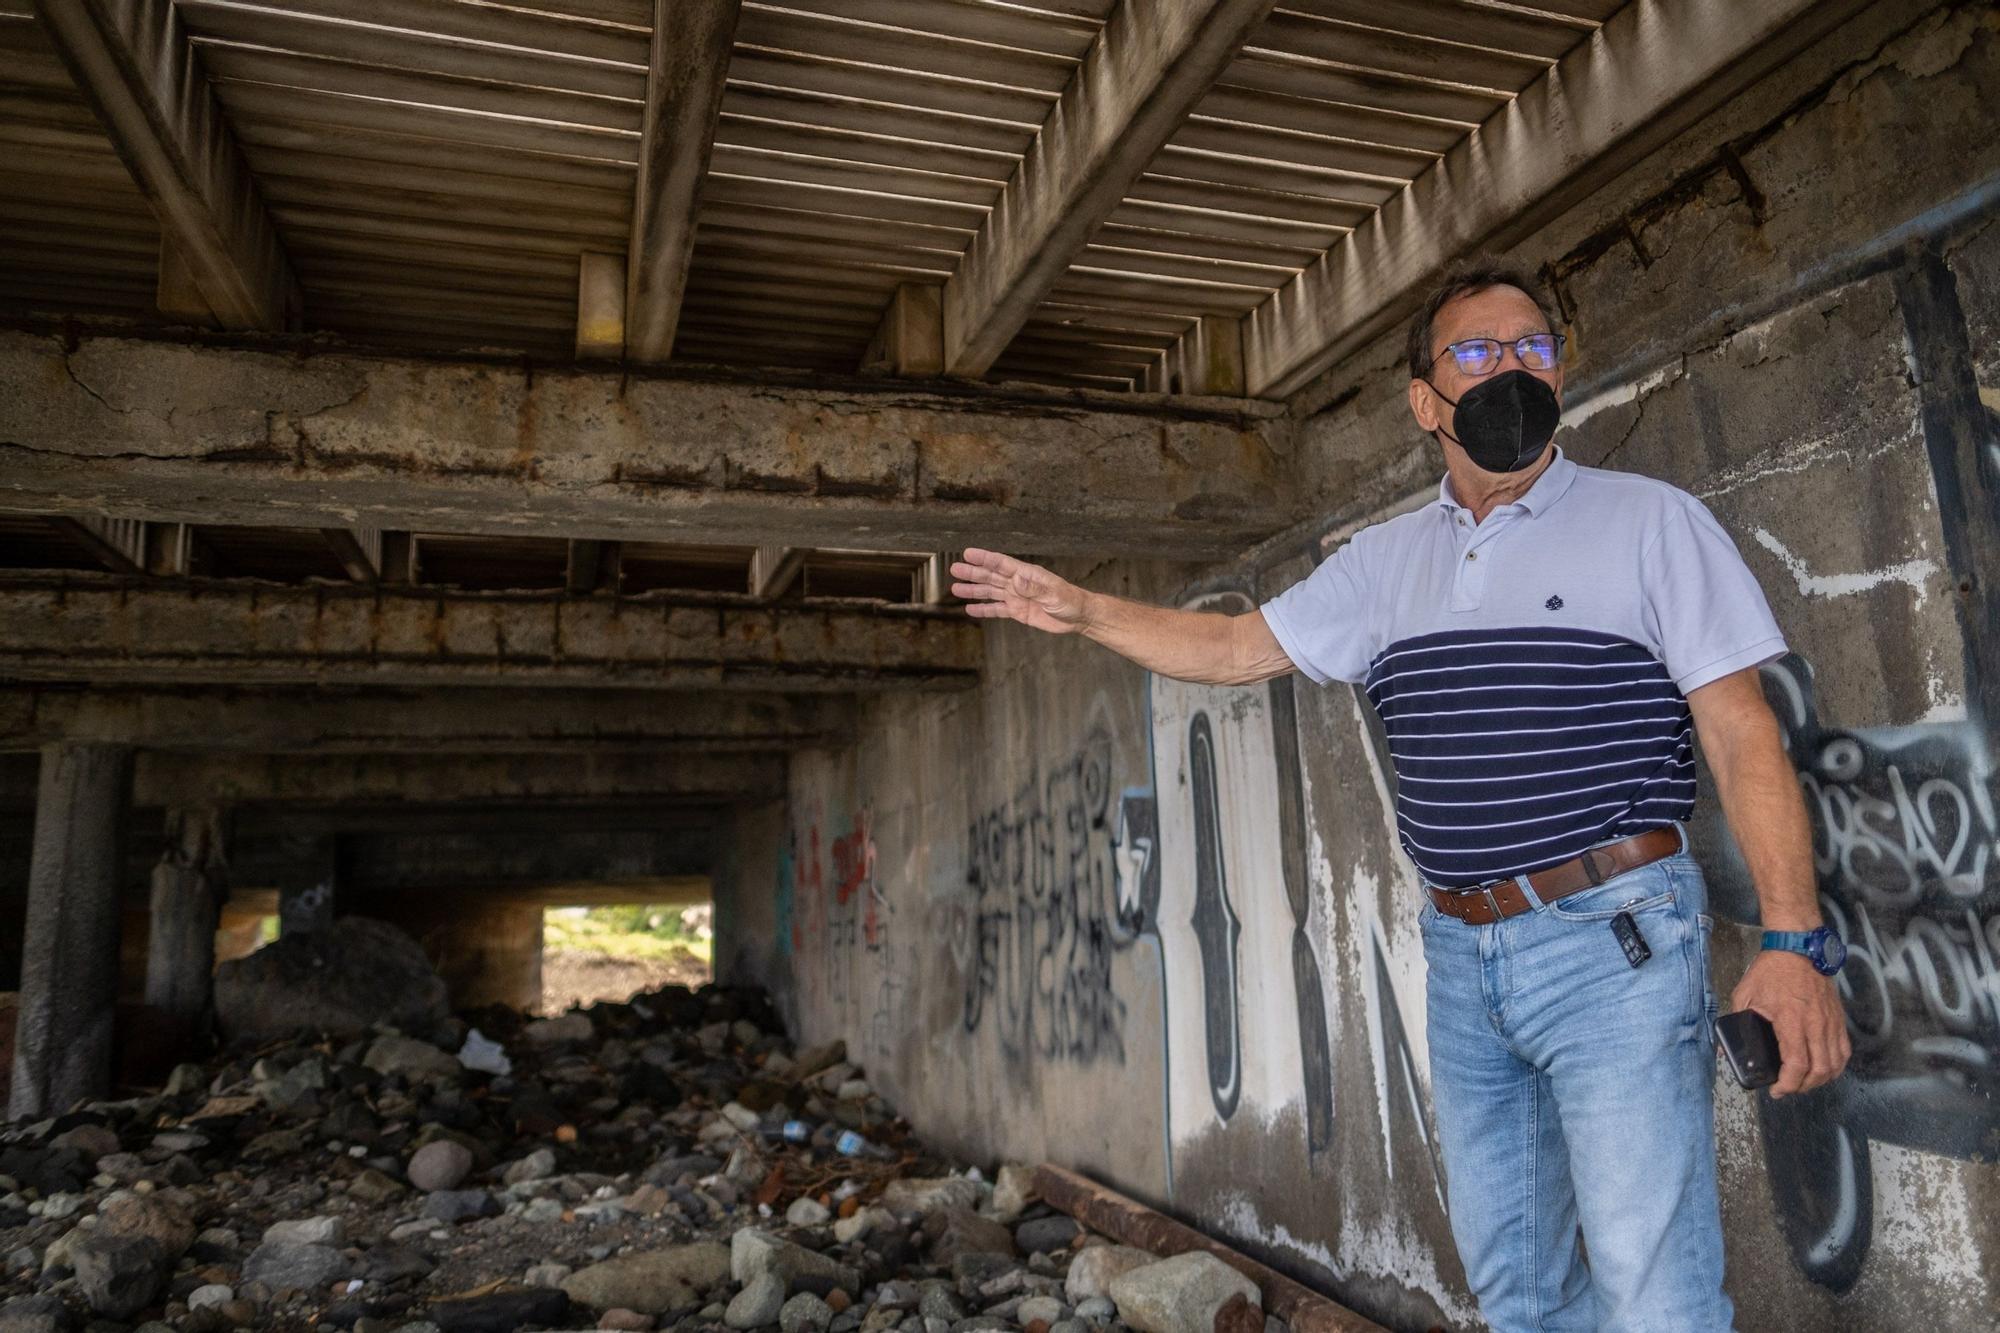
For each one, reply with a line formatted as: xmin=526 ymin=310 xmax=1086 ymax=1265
xmin=1150 ymin=590 xmax=1340 ymax=1171
xmin=953 ymin=729 xmax=1154 ymax=1068
xmin=1736 ymin=653 xmax=1999 ymax=1290
xmin=788 ymin=807 xmax=881 ymax=1013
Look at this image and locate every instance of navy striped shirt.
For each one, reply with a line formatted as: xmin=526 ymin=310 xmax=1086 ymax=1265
xmin=1261 ymin=448 xmax=1785 ymax=888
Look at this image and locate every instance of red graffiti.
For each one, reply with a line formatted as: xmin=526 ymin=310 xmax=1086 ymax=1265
xmin=832 ymin=814 xmax=874 ymax=905
xmin=791 ymin=811 xmax=887 ymax=959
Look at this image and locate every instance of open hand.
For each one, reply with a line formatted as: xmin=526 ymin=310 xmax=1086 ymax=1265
xmin=1731 ymin=950 xmax=1851 ymax=1097
xmin=950 ymin=548 xmax=1089 ymax=635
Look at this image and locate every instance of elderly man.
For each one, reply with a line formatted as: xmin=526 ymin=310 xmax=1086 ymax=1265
xmin=951 ymin=266 xmax=1851 ymax=1331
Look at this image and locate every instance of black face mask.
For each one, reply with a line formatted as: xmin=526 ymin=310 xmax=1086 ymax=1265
xmin=1425 ymin=370 xmax=1561 ymax=473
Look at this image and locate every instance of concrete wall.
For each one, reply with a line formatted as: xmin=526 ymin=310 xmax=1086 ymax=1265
xmin=749 ymin=4 xmax=2000 ymax=1329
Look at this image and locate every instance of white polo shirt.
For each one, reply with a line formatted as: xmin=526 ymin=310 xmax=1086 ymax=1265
xmin=1260 ymin=447 xmax=1786 ymax=889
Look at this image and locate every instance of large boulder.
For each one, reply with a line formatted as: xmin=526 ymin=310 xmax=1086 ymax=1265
xmin=1107 ymin=1252 xmax=1260 ymax=1333
xmin=213 ymin=918 xmax=449 ymax=1042
xmin=561 ymin=1243 xmax=731 ymax=1314
xmin=1064 ymin=1244 xmax=1157 ymax=1303
xmin=731 ymin=1229 xmax=861 ymax=1297
xmin=66 ymin=1192 xmax=195 ymax=1319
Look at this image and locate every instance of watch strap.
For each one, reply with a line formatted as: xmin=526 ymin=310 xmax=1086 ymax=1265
xmin=1761 ymin=930 xmax=1815 ymax=952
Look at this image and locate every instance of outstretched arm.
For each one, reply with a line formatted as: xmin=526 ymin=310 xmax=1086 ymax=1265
xmin=950 ymin=548 xmax=1296 ymax=687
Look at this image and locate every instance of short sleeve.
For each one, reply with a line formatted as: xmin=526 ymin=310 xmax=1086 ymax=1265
xmin=1642 ymin=498 xmax=1787 ymax=694
xmin=1259 ymin=539 xmax=1373 ymax=685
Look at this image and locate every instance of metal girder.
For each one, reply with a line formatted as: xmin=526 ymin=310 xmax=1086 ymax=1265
xmin=1244 ymin=0 xmax=1880 ymax=401
xmin=940 ymin=0 xmax=1276 ymax=377
xmin=0 ymin=329 xmax=1293 ymax=558
xmin=0 ymin=574 xmax=982 ymax=691
xmin=31 ymin=0 xmax=300 ymax=330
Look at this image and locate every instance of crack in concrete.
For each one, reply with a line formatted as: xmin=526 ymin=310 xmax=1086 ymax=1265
xmin=1548 ymin=1 xmax=1990 ymax=304
xmin=0 ymin=439 xmax=192 ymax=466
xmin=1592 ymin=353 xmax=1687 ymax=468
xmin=58 ymin=353 xmax=135 ymax=418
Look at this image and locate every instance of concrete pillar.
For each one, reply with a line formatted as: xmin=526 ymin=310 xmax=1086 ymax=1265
xmin=713 ymin=800 xmax=785 ymax=991
xmin=144 ymin=807 xmax=227 ymax=1047
xmin=10 ymin=743 xmax=132 ymax=1119
xmin=277 ymin=833 xmax=337 ymax=935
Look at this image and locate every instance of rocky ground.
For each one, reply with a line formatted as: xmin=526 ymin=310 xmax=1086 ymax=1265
xmin=0 ymin=920 xmax=1277 ymax=1333
xmin=538 ymin=952 xmax=710 ymax=1017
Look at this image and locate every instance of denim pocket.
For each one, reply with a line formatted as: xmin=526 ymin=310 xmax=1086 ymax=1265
xmin=1546 ymin=878 xmax=1676 ymax=922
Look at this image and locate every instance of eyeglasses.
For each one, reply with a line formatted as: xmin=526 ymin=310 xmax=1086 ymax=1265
xmin=1431 ymin=333 xmax=1566 ymax=377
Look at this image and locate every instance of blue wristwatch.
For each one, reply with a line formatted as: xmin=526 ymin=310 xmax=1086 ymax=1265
xmin=1761 ymin=926 xmax=1847 ymax=976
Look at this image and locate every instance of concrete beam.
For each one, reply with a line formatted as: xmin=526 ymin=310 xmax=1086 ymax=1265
xmin=0 ymin=686 xmax=855 ymax=754
xmin=1245 ymin=0 xmax=1878 ymax=401
xmin=861 ymin=283 xmax=946 ymax=377
xmin=32 ymin=0 xmax=300 ymax=330
xmin=131 ymin=751 xmax=787 ymax=807
xmin=0 ymin=574 xmax=981 ymax=691
xmin=332 ymin=825 xmax=712 ymax=893
xmin=1188 ymin=316 xmax=1247 ymax=397
xmin=576 ymin=252 xmax=627 ymax=361
xmin=0 ymin=329 xmax=1293 ymax=558
xmin=345 ymin=871 xmax=710 ymax=907
xmin=625 ymin=0 xmax=740 ymax=364
xmin=940 ymin=0 xmax=1275 ymax=376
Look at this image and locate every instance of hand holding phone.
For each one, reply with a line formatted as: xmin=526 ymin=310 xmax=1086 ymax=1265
xmin=1715 ymin=1009 xmax=1780 ymax=1090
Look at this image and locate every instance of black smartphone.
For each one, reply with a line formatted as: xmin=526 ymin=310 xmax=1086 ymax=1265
xmin=1715 ymin=1010 xmax=1781 ymax=1089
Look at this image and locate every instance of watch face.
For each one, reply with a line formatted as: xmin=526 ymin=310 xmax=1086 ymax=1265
xmin=1814 ymin=929 xmax=1848 ymax=974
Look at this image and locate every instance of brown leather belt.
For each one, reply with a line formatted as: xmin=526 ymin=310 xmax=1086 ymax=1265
xmin=1425 ymin=828 xmax=1682 ymax=926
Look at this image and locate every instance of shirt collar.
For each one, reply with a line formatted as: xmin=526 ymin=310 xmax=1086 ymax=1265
xmin=1435 ymin=445 xmax=1578 ymax=517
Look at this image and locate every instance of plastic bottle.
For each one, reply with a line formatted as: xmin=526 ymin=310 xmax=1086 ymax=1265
xmin=782 ymin=1120 xmax=812 ymax=1144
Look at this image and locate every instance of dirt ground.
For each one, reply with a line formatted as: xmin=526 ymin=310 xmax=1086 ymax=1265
xmin=538 ymin=949 xmax=710 ymax=1016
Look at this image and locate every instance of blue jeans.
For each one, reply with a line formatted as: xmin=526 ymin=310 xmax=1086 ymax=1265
xmin=1420 ymin=839 xmax=1733 ymax=1332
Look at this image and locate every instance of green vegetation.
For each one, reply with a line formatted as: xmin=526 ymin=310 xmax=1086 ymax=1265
xmin=543 ymin=904 xmax=713 ymax=964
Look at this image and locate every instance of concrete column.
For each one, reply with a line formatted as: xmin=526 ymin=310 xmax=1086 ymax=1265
xmin=144 ymin=806 xmax=227 ymax=1046
xmin=713 ymin=800 xmax=785 ymax=991
xmin=277 ymin=833 xmax=337 ymax=935
xmin=10 ymin=743 xmax=132 ymax=1119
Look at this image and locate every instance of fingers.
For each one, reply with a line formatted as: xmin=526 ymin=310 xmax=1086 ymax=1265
xmin=952 ymin=550 xmax=1030 ymax=602
xmin=957 ymin=548 xmax=1022 ymax=580
xmin=1765 ymin=1004 xmax=1810 ymax=1098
